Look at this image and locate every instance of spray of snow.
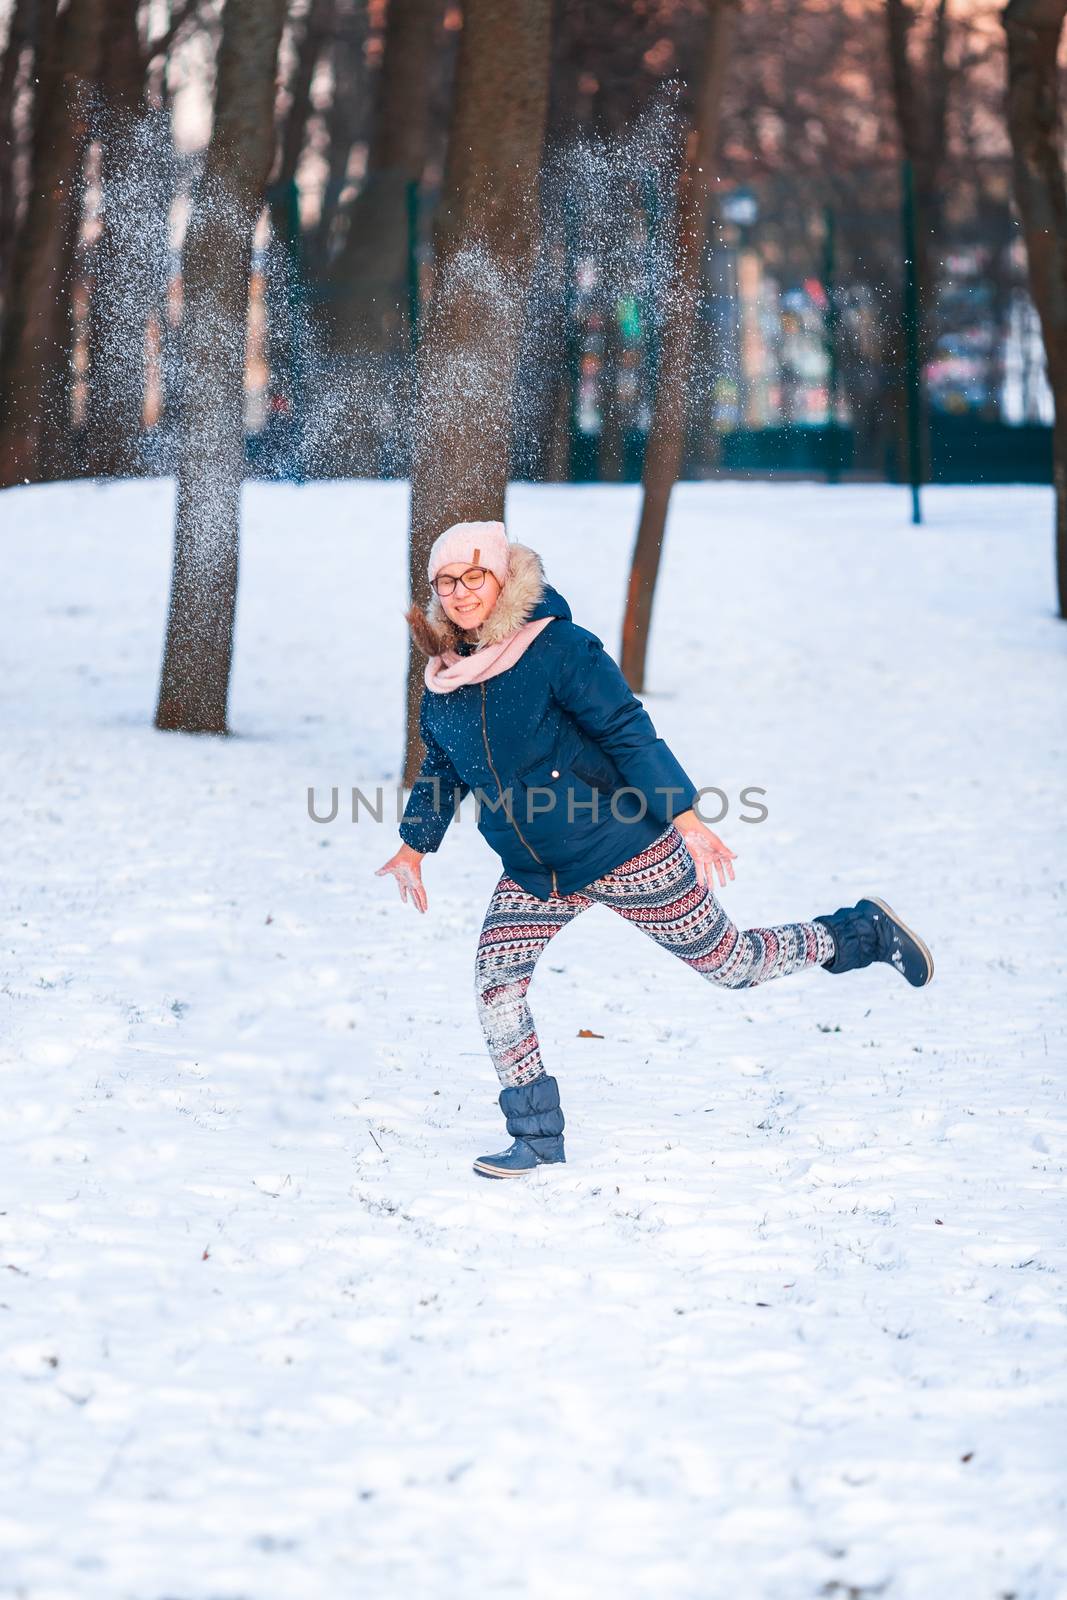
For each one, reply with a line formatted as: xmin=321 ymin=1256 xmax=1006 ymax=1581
xmin=70 ymin=86 xmax=735 ymax=498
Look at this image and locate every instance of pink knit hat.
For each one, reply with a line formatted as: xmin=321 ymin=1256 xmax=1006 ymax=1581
xmin=427 ymin=519 xmax=510 ymax=588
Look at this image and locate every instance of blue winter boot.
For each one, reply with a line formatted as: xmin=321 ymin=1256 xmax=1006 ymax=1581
xmin=814 ymin=896 xmax=934 ymax=987
xmin=472 ymin=1073 xmax=566 ymax=1180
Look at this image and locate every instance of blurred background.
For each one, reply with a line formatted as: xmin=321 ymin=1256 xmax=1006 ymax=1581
xmin=0 ymin=0 xmax=1053 ymax=493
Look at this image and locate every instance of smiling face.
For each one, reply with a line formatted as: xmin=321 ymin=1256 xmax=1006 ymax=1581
xmin=434 ymin=562 xmax=502 ymax=632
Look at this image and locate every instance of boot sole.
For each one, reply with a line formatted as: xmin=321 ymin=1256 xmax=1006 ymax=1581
xmin=866 ymin=895 xmax=935 ymax=986
xmin=472 ymin=1160 xmax=534 ymax=1179
xmin=472 ymin=1156 xmax=566 ymax=1179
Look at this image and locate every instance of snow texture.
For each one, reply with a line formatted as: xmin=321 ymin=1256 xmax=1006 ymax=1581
xmin=1 ymin=480 xmax=1065 ymax=1599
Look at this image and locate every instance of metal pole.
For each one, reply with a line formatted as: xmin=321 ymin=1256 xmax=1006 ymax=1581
xmin=822 ymin=204 xmax=840 ymax=485
xmin=900 ymin=158 xmax=923 ymax=525
xmin=641 ymin=170 xmax=661 ymax=474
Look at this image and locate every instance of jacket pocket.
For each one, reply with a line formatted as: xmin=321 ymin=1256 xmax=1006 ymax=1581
xmin=561 ymin=725 xmax=622 ymax=793
xmin=515 ymin=756 xmax=604 ymax=843
xmin=571 ymin=754 xmax=620 ymax=794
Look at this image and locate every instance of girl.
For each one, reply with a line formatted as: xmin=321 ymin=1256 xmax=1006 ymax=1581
xmin=375 ymin=520 xmax=933 ymax=1179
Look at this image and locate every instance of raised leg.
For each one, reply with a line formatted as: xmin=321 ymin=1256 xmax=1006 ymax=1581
xmin=584 ymin=824 xmax=835 ymax=987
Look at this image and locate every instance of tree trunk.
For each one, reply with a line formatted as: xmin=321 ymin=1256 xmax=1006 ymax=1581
xmin=308 ymin=0 xmax=368 ymax=276
xmin=403 ymin=0 xmax=552 ymax=787
xmin=155 ymin=0 xmax=288 ymax=734
xmin=277 ymin=0 xmax=334 ymax=188
xmin=0 ymin=0 xmax=105 ymax=488
xmin=264 ymin=0 xmax=334 ymax=478
xmin=1004 ymin=0 xmax=1067 ymax=618
xmin=0 ymin=0 xmax=37 ymax=325
xmin=885 ymin=0 xmax=947 ymax=267
xmin=621 ymin=0 xmax=738 ymax=693
xmin=83 ymin=0 xmax=150 ymax=478
xmin=329 ymin=0 xmax=438 ymax=355
xmin=36 ymin=150 xmax=87 ymax=481
xmin=95 ymin=103 xmax=178 ymax=471
xmin=883 ymin=0 xmax=948 ymax=486
xmin=324 ymin=0 xmax=440 ymax=475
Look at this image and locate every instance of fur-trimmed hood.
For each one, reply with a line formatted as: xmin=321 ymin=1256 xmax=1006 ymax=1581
xmin=405 ymin=542 xmax=571 ymax=658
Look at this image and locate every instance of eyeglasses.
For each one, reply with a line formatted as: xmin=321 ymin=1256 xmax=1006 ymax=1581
xmin=432 ymin=566 xmax=491 ymax=597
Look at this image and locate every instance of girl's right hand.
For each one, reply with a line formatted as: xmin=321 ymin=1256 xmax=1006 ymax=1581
xmin=677 ymin=821 xmax=737 ymax=891
xmin=375 ymin=844 xmax=428 ymax=913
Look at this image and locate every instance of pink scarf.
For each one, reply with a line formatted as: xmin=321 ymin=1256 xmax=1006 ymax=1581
xmin=424 ymin=615 xmax=555 ymax=693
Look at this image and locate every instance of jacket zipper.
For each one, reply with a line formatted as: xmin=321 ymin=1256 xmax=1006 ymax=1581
xmin=481 ymin=681 xmax=558 ymax=896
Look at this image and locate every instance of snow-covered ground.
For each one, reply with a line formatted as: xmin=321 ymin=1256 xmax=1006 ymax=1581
xmin=1 ymin=479 xmax=1065 ymax=1600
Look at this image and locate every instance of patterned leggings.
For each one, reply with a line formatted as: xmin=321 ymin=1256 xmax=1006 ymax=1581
xmin=474 ymin=822 xmax=837 ymax=1089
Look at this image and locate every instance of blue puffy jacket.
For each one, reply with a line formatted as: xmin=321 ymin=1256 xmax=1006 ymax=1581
xmin=398 ymin=543 xmax=699 ymax=900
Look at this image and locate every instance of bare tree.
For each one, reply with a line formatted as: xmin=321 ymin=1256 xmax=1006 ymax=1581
xmin=329 ymin=0 xmax=439 ymax=338
xmin=82 ymin=0 xmax=151 ymax=478
xmin=0 ymin=0 xmax=106 ymax=487
xmin=155 ymin=0 xmax=288 ymax=734
xmin=885 ymin=0 xmax=950 ymax=268
xmin=309 ymin=0 xmax=369 ymax=275
xmin=620 ymin=0 xmax=739 ymax=693
xmin=1004 ymin=0 xmax=1067 ymax=617
xmin=882 ymin=0 xmax=950 ymax=485
xmin=0 ymin=0 xmax=38 ymax=323
xmin=276 ymin=0 xmax=335 ymax=190
xmin=402 ymin=0 xmax=553 ymax=786
xmin=324 ymin=0 xmax=441 ymax=472
xmin=80 ymin=2 xmax=207 ymax=478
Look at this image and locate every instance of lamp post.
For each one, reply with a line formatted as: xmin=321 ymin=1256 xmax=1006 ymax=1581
xmin=823 ymin=204 xmax=842 ymax=484
xmin=900 ymin=158 xmax=923 ymax=525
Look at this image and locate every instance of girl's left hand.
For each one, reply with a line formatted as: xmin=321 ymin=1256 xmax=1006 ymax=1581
xmin=677 ymin=820 xmax=737 ymax=891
